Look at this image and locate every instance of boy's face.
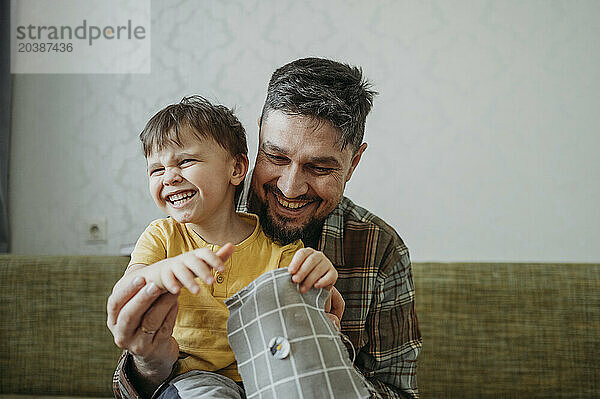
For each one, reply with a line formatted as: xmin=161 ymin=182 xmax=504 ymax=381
xmin=146 ymin=130 xmax=245 ymax=225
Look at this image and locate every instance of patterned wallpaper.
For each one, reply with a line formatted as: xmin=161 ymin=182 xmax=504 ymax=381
xmin=9 ymin=0 xmax=600 ymax=261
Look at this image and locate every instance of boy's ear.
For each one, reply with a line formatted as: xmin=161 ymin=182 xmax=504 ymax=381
xmin=231 ymin=154 xmax=249 ymax=186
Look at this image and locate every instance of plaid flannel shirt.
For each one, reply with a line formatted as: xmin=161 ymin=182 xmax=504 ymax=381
xmin=113 ymin=196 xmax=421 ymax=399
xmin=314 ymin=197 xmax=421 ymax=398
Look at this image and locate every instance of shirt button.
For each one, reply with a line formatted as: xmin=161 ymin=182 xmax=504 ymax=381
xmin=215 ymin=273 xmax=224 ymax=284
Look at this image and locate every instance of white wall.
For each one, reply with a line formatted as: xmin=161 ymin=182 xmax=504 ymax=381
xmin=9 ymin=0 xmax=600 ymax=262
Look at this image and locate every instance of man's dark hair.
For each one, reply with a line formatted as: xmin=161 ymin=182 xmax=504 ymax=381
xmin=261 ymin=57 xmax=378 ymax=151
xmin=140 ymin=95 xmax=248 ymax=202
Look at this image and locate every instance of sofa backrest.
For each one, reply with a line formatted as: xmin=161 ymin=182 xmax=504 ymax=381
xmin=2 ymin=257 xmax=598 ymax=398
xmin=413 ymin=262 xmax=600 ymax=399
xmin=0 ymin=255 xmax=127 ymax=396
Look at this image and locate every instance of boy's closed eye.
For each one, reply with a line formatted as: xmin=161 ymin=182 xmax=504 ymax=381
xmin=180 ymin=158 xmax=198 ymax=166
xmin=149 ymin=167 xmax=165 ymax=176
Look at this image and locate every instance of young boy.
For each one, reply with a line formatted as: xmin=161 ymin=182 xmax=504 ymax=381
xmin=125 ymin=96 xmax=337 ymax=393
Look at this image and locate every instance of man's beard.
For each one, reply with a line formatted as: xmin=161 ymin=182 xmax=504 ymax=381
xmin=248 ymin=185 xmax=324 ymax=247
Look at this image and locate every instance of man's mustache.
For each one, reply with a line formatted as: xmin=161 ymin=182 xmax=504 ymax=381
xmin=263 ymin=184 xmax=321 ymax=204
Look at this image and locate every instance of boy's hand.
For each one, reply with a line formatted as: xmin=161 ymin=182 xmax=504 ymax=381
xmin=287 ymin=248 xmax=338 ymax=294
xmin=140 ymin=243 xmax=235 ymax=295
xmin=324 ymin=287 xmax=345 ymax=331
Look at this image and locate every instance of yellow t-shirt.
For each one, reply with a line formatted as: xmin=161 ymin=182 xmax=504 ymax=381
xmin=129 ymin=213 xmax=303 ymax=381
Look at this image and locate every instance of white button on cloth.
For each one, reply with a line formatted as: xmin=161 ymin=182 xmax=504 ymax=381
xmin=268 ymin=336 xmax=290 ymax=360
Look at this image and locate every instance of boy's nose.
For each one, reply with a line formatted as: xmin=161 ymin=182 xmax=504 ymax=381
xmin=163 ymin=168 xmax=183 ymax=185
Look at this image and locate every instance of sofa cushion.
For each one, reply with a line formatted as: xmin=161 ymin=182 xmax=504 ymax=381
xmin=0 ymin=255 xmax=127 ymax=396
xmin=413 ymin=262 xmax=600 ymax=398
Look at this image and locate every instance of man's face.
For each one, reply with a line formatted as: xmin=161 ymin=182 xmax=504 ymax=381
xmin=249 ymin=110 xmax=366 ymax=245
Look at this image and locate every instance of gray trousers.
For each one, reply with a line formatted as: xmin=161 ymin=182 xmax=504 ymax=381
xmin=156 ymin=370 xmax=246 ymax=399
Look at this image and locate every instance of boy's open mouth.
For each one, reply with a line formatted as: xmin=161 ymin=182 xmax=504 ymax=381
xmin=166 ymin=190 xmax=197 ymax=207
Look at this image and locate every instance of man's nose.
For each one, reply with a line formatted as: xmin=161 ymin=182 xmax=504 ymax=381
xmin=277 ymin=165 xmax=308 ymax=198
xmin=163 ymin=167 xmax=183 ymax=185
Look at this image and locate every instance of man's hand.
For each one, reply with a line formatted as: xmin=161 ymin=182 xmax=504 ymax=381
xmin=324 ymin=286 xmax=345 ymax=331
xmin=106 ymin=274 xmax=179 ymax=396
xmin=287 ymin=248 xmax=338 ymax=294
xmin=106 ymin=244 xmax=235 ymax=395
xmin=137 ymin=243 xmax=236 ymax=295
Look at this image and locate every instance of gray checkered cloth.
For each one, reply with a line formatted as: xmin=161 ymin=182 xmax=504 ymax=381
xmin=225 ymin=268 xmax=372 ymax=399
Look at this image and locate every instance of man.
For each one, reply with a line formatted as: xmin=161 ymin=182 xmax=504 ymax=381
xmin=107 ymin=57 xmax=421 ymax=399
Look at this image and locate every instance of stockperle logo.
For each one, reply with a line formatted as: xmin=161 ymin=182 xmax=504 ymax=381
xmin=15 ymin=19 xmax=147 ymax=47
xmin=11 ymin=0 xmax=151 ymax=74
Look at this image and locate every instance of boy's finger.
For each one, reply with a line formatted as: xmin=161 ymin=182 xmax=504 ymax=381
xmin=329 ymin=287 xmax=345 ymax=321
xmin=216 ymin=243 xmax=235 ymax=263
xmin=313 ymin=268 xmax=338 ymax=289
xmin=172 ymin=264 xmax=200 ymax=294
xmin=291 ymin=250 xmax=321 ymax=283
xmin=191 ymin=248 xmax=225 ymax=272
xmin=184 ymin=254 xmax=215 ymax=284
xmin=299 ymin=262 xmax=329 ymax=293
xmin=287 ymin=248 xmax=315 ymax=275
xmin=161 ymin=268 xmax=183 ymax=295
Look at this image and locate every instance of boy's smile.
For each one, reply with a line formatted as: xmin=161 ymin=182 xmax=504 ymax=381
xmin=164 ymin=190 xmax=197 ymax=208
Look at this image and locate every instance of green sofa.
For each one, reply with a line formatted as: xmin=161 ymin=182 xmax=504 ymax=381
xmin=0 ymin=256 xmax=126 ymax=399
xmin=1 ymin=256 xmax=598 ymax=398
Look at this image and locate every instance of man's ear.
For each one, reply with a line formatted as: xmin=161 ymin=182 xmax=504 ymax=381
xmin=257 ymin=116 xmax=263 ymax=140
xmin=231 ymin=154 xmax=249 ymax=186
xmin=345 ymin=142 xmax=368 ymax=183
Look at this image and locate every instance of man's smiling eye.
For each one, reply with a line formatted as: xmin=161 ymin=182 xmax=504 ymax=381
xmin=310 ymin=166 xmax=334 ymax=175
xmin=266 ymin=153 xmax=288 ymax=163
xmin=149 ymin=167 xmax=164 ymax=176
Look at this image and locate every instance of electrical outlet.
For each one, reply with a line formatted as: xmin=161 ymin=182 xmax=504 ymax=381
xmin=86 ymin=218 xmax=107 ymax=242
